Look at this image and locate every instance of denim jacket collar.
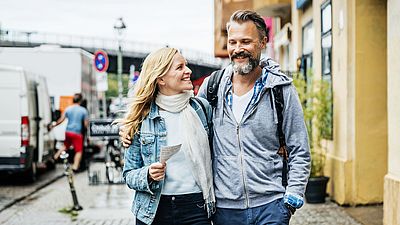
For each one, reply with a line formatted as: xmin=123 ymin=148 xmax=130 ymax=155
xmin=148 ymin=101 xmax=161 ymax=120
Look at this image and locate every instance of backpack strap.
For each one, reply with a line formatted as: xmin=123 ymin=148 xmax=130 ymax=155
xmin=272 ymin=86 xmax=289 ymax=188
xmin=206 ymin=69 xmax=225 ymax=108
xmin=190 ymin=97 xmax=213 ymax=155
xmin=191 ymin=97 xmax=209 ymax=128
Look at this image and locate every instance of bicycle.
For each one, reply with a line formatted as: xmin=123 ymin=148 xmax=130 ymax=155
xmin=88 ymin=117 xmax=125 ymax=184
xmin=104 ymin=137 xmax=124 ymax=184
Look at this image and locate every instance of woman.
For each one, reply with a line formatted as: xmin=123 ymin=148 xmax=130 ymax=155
xmin=118 ymin=47 xmax=215 ymax=225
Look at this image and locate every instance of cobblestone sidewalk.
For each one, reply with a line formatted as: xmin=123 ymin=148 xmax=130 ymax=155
xmin=0 ymin=162 xmax=374 ymax=225
xmin=0 ymin=163 xmax=135 ymax=225
xmin=291 ymin=202 xmax=362 ymax=225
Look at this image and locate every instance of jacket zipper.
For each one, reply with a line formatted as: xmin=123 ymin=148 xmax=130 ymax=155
xmin=237 ymin=125 xmax=250 ymax=208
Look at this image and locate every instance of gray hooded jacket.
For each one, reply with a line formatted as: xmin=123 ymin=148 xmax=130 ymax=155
xmin=197 ymin=58 xmax=311 ymax=209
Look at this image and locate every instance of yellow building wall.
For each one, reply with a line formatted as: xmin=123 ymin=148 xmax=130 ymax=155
xmin=290 ymin=0 xmax=387 ymax=205
xmin=290 ymin=0 xmax=357 ymax=204
xmin=326 ymin=0 xmax=356 ymax=205
xmin=290 ymin=0 xmax=301 ymax=63
xmin=354 ymin=0 xmax=387 ymax=204
xmin=384 ymin=0 xmax=400 ymax=224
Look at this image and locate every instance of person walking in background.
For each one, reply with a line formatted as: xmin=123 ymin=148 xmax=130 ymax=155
xmin=79 ymin=98 xmax=89 ymax=168
xmin=196 ymin=10 xmax=311 ymax=225
xmin=50 ymin=93 xmax=89 ymax=172
xmin=118 ymin=47 xmax=215 ymax=225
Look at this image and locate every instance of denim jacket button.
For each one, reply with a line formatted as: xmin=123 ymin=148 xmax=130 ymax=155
xmin=172 ymin=196 xmax=175 ymax=201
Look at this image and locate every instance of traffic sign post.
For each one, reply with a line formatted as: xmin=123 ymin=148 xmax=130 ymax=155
xmin=94 ymin=50 xmax=109 ymax=119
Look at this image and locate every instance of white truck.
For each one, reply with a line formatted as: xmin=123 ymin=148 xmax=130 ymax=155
xmin=0 ymin=46 xmax=101 ymax=141
xmin=0 ymin=65 xmax=54 ymax=181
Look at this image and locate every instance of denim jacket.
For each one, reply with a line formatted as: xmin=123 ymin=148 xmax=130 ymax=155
xmin=123 ymin=97 xmax=211 ymax=225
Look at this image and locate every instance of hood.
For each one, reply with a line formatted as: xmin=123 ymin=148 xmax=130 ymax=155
xmin=260 ymin=57 xmax=292 ymax=88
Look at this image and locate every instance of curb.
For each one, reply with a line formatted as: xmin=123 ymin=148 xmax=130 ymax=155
xmin=0 ymin=172 xmax=64 ymax=213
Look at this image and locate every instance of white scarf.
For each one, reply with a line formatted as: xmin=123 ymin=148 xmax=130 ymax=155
xmin=155 ymin=90 xmax=215 ymax=217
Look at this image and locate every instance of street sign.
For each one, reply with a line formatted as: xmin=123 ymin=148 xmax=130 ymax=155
xmin=94 ymin=50 xmax=109 ymax=73
xmin=96 ymin=72 xmax=108 ymax=92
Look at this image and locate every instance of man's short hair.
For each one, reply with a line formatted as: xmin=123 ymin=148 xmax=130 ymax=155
xmin=73 ymin=93 xmax=83 ymax=103
xmin=226 ymin=10 xmax=268 ymax=40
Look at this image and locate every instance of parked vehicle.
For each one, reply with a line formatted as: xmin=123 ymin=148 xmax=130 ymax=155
xmin=0 ymin=45 xmax=101 ymax=142
xmin=0 ymin=65 xmax=55 ymax=181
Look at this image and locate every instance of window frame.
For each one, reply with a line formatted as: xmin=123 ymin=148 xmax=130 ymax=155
xmin=320 ymin=0 xmax=333 ymax=140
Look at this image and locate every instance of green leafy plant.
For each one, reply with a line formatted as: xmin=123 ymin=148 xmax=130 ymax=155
xmin=106 ymin=73 xmax=130 ymax=98
xmin=293 ymin=72 xmax=332 ymax=177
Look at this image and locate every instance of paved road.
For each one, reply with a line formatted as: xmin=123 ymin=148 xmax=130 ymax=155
xmin=0 ymin=162 xmax=134 ymax=225
xmin=0 ymin=162 xmax=376 ymax=225
xmin=0 ymin=164 xmax=64 ymax=212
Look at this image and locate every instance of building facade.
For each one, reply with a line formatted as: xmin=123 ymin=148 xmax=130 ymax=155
xmin=385 ymin=1 xmax=400 ymax=223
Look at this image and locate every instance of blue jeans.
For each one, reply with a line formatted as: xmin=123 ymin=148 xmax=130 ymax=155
xmin=212 ymin=198 xmax=291 ymax=225
xmin=136 ymin=193 xmax=211 ymax=225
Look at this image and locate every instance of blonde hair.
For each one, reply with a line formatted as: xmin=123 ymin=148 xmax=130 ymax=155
xmin=118 ymin=47 xmax=179 ymax=137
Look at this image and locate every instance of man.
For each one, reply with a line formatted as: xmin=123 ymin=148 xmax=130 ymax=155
xmin=198 ymin=10 xmax=310 ymax=224
xmin=51 ymin=93 xmax=89 ymax=172
xmin=121 ymin=10 xmax=310 ymax=225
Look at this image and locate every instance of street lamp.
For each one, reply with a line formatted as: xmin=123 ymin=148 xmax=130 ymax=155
xmin=113 ymin=17 xmax=127 ymax=110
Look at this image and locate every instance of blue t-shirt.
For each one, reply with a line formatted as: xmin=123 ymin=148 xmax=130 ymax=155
xmin=65 ymin=105 xmax=88 ymax=134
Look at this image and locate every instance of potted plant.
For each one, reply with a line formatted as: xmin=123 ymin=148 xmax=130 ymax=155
xmin=293 ymin=72 xmax=332 ymax=203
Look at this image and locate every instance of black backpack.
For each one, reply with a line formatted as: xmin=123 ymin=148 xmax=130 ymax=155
xmin=204 ymin=69 xmax=289 ymax=188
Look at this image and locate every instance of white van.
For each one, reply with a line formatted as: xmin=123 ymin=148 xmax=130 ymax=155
xmin=0 ymin=65 xmax=55 ymax=181
xmin=0 ymin=46 xmax=101 ymax=142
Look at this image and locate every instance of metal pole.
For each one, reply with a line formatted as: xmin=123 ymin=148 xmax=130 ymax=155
xmin=102 ymin=91 xmax=107 ymax=118
xmin=60 ymin=151 xmax=83 ymax=211
xmin=117 ymin=42 xmax=123 ymax=110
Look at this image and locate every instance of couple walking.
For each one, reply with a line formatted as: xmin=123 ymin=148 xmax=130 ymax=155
xmin=118 ymin=10 xmax=311 ymax=225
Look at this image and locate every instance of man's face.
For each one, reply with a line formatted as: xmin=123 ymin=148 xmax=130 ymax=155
xmin=227 ymin=21 xmax=266 ymax=75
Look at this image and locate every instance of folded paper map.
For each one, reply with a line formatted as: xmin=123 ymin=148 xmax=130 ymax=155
xmin=160 ymin=144 xmax=182 ymax=163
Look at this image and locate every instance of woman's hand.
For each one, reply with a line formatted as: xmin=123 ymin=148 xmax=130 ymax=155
xmin=119 ymin=128 xmax=131 ymax=148
xmin=148 ymin=162 xmax=166 ymax=181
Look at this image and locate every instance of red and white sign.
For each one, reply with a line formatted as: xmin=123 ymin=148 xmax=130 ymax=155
xmin=94 ymin=50 xmax=109 ymax=73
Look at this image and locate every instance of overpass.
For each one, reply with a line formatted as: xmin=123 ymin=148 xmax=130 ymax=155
xmin=0 ymin=29 xmax=225 ymax=80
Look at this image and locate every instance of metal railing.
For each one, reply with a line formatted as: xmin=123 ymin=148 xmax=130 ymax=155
xmin=0 ymin=29 xmax=224 ymax=68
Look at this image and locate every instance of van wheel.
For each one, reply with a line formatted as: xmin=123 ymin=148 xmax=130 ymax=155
xmin=46 ymin=159 xmax=56 ymax=170
xmin=23 ymin=162 xmax=37 ymax=183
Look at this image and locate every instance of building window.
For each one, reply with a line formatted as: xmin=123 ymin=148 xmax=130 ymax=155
xmin=302 ymin=21 xmax=314 ymax=56
xmin=301 ymin=21 xmax=314 ymax=90
xmin=321 ymin=1 xmax=333 ymax=140
xmin=301 ymin=21 xmax=314 ymax=133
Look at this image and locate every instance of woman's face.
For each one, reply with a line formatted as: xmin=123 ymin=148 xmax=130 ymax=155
xmin=157 ymin=53 xmax=193 ymax=96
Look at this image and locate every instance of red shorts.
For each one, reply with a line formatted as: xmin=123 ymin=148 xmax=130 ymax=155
xmin=64 ymin=132 xmax=83 ymax=153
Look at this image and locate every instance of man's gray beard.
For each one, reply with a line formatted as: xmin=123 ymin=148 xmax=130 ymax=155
xmin=232 ymin=62 xmax=253 ymax=75
xmin=232 ymin=58 xmax=259 ymax=75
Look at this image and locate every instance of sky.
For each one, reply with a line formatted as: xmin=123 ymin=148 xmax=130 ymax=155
xmin=0 ymin=0 xmax=214 ymax=54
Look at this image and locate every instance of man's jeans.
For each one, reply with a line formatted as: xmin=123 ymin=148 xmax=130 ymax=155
xmin=212 ymin=198 xmax=292 ymax=225
xmin=136 ymin=193 xmax=211 ymax=225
